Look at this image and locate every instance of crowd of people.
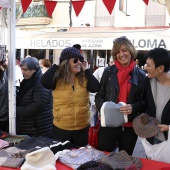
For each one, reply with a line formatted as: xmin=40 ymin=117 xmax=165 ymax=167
xmin=0 ymin=37 xmax=170 ymax=161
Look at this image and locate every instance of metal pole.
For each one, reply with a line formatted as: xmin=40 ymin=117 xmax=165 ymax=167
xmin=8 ymin=0 xmax=16 ymax=134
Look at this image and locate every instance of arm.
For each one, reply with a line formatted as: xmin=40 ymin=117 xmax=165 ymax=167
xmin=129 ymin=70 xmax=147 ymax=120
xmin=85 ymin=69 xmax=100 ymax=93
xmin=41 ymin=64 xmax=59 ymax=89
xmin=95 ymin=69 xmax=108 ymax=111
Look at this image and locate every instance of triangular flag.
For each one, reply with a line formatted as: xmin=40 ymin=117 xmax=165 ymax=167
xmin=21 ymin=0 xmax=32 ymax=13
xmin=102 ymin=0 xmax=116 ymax=15
xmin=71 ymin=0 xmax=85 ymax=17
xmin=0 ymin=7 xmax=1 ymax=10
xmin=143 ymin=0 xmax=149 ymax=5
xmin=44 ymin=0 xmax=57 ymax=17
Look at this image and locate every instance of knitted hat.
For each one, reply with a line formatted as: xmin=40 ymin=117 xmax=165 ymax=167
xmin=77 ymin=161 xmax=112 ymax=170
xmin=100 ymin=102 xmax=128 ymax=127
xmin=100 ymin=150 xmax=142 ymax=170
xmin=132 ymin=113 xmax=160 ymax=138
xmin=73 ymin=44 xmax=81 ymax=50
xmin=21 ymin=147 xmax=56 ymax=170
xmin=59 ymin=47 xmax=84 ymax=63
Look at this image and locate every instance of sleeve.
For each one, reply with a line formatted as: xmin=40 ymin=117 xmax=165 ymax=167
xmin=41 ymin=64 xmax=59 ymax=89
xmin=16 ymin=82 xmax=52 ymax=118
xmin=85 ymin=69 xmax=100 ymax=93
xmin=95 ymin=69 xmax=108 ymax=112
xmin=130 ymin=70 xmax=147 ymax=120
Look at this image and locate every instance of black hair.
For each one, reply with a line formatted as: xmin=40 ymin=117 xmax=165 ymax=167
xmin=144 ymin=48 xmax=170 ymax=72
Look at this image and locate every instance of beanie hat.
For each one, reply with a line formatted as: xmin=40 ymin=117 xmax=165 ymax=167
xmin=132 ymin=113 xmax=160 ymax=138
xmin=100 ymin=150 xmax=142 ymax=170
xmin=100 ymin=102 xmax=128 ymax=127
xmin=59 ymin=47 xmax=84 ymax=63
xmin=21 ymin=147 xmax=56 ymax=170
xmin=73 ymin=44 xmax=81 ymax=50
xmin=77 ymin=161 xmax=112 ymax=170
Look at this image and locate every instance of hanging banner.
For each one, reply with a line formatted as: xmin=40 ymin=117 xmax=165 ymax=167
xmin=44 ymin=1 xmax=57 ymax=17
xmin=102 ymin=0 xmax=116 ymax=15
xmin=71 ymin=0 xmax=85 ymax=17
xmin=21 ymin=0 xmax=32 ymax=13
xmin=143 ymin=0 xmax=149 ymax=5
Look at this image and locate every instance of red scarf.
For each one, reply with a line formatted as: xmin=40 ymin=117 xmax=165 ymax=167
xmin=115 ymin=60 xmax=135 ymax=127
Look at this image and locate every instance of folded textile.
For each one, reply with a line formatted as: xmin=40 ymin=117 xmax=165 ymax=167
xmin=15 ymin=136 xmax=59 ymax=150
xmin=21 ymin=147 xmax=56 ymax=170
xmin=100 ymin=150 xmax=142 ymax=170
xmin=100 ymin=102 xmax=128 ymax=127
xmin=0 ymin=139 xmax=9 ymax=148
xmin=0 ymin=157 xmax=25 ymax=168
xmin=3 ymin=134 xmax=29 ymax=146
xmin=59 ymin=146 xmax=105 ymax=169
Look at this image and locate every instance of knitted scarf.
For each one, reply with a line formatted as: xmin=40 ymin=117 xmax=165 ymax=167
xmin=115 ymin=60 xmax=135 ymax=127
xmin=115 ymin=60 xmax=135 ymax=103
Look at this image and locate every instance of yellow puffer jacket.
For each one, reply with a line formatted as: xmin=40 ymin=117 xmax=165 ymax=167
xmin=52 ymin=78 xmax=90 ymax=130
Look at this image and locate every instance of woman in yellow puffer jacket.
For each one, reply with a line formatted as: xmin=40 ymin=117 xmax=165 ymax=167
xmin=41 ymin=46 xmax=99 ymax=146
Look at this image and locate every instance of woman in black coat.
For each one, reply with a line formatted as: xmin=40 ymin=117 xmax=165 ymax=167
xmin=16 ymin=57 xmax=53 ymax=137
xmin=144 ymin=48 xmax=170 ymax=144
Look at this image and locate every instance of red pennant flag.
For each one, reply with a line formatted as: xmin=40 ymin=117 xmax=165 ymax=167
xmin=71 ymin=0 xmax=85 ymax=17
xmin=0 ymin=7 xmax=1 ymax=10
xmin=143 ymin=0 xmax=149 ymax=5
xmin=21 ymin=0 xmax=32 ymax=13
xmin=102 ymin=0 xmax=116 ymax=15
xmin=44 ymin=0 xmax=57 ymax=17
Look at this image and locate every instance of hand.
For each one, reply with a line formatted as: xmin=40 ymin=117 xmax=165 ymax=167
xmin=119 ymin=104 xmax=132 ymax=115
xmin=158 ymin=124 xmax=169 ymax=132
xmin=81 ymin=60 xmax=88 ymax=71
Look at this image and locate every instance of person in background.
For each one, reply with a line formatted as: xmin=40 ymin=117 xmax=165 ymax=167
xmin=41 ymin=46 xmax=100 ymax=147
xmin=0 ymin=60 xmax=8 ymax=132
xmin=95 ymin=36 xmax=146 ymax=155
xmin=40 ymin=59 xmax=51 ymax=74
xmin=89 ymin=56 xmax=115 ymax=126
xmin=16 ymin=59 xmax=23 ymax=87
xmin=16 ymin=57 xmax=53 ymax=137
xmin=144 ymin=48 xmax=170 ymax=144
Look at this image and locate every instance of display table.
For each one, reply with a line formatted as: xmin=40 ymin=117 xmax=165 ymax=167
xmin=0 ymin=158 xmax=170 ymax=170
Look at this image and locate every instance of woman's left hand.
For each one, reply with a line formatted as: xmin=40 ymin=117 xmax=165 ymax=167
xmin=158 ymin=124 xmax=169 ymax=132
xmin=82 ymin=60 xmax=88 ymax=71
xmin=120 ymin=104 xmax=132 ymax=115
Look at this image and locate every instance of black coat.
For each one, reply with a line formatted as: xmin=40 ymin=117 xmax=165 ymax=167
xmin=16 ymin=69 xmax=53 ymax=137
xmin=95 ymin=65 xmax=146 ymax=121
xmin=145 ymin=77 xmax=170 ymax=141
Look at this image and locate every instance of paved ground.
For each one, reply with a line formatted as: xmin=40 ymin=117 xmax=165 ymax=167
xmin=132 ymin=137 xmax=146 ymax=158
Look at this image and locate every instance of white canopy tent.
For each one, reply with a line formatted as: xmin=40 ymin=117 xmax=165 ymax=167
xmin=0 ymin=0 xmax=16 ymax=134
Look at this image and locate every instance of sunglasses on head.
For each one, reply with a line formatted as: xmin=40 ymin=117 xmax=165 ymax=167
xmin=113 ymin=36 xmax=127 ymax=43
xmin=73 ymin=58 xmax=84 ymax=64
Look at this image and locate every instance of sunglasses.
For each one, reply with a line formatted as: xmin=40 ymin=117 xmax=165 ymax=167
xmin=113 ymin=36 xmax=127 ymax=43
xmin=73 ymin=58 xmax=84 ymax=64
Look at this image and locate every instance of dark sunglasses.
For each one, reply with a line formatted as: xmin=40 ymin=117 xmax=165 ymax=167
xmin=73 ymin=58 xmax=84 ymax=64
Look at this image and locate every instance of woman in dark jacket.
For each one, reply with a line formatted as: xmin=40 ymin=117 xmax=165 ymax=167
xmin=16 ymin=57 xmax=53 ymax=137
xmin=95 ymin=36 xmax=146 ymax=155
xmin=144 ymin=48 xmax=170 ymax=144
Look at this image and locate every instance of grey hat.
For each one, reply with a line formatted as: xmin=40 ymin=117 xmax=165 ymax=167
xmin=59 ymin=47 xmax=84 ymax=63
xmin=100 ymin=102 xmax=128 ymax=127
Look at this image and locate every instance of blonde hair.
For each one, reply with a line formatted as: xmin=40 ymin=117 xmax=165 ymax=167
xmin=111 ymin=36 xmax=138 ymax=60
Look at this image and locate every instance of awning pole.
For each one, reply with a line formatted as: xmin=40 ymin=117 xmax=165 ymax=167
xmin=8 ymin=0 xmax=16 ymax=134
